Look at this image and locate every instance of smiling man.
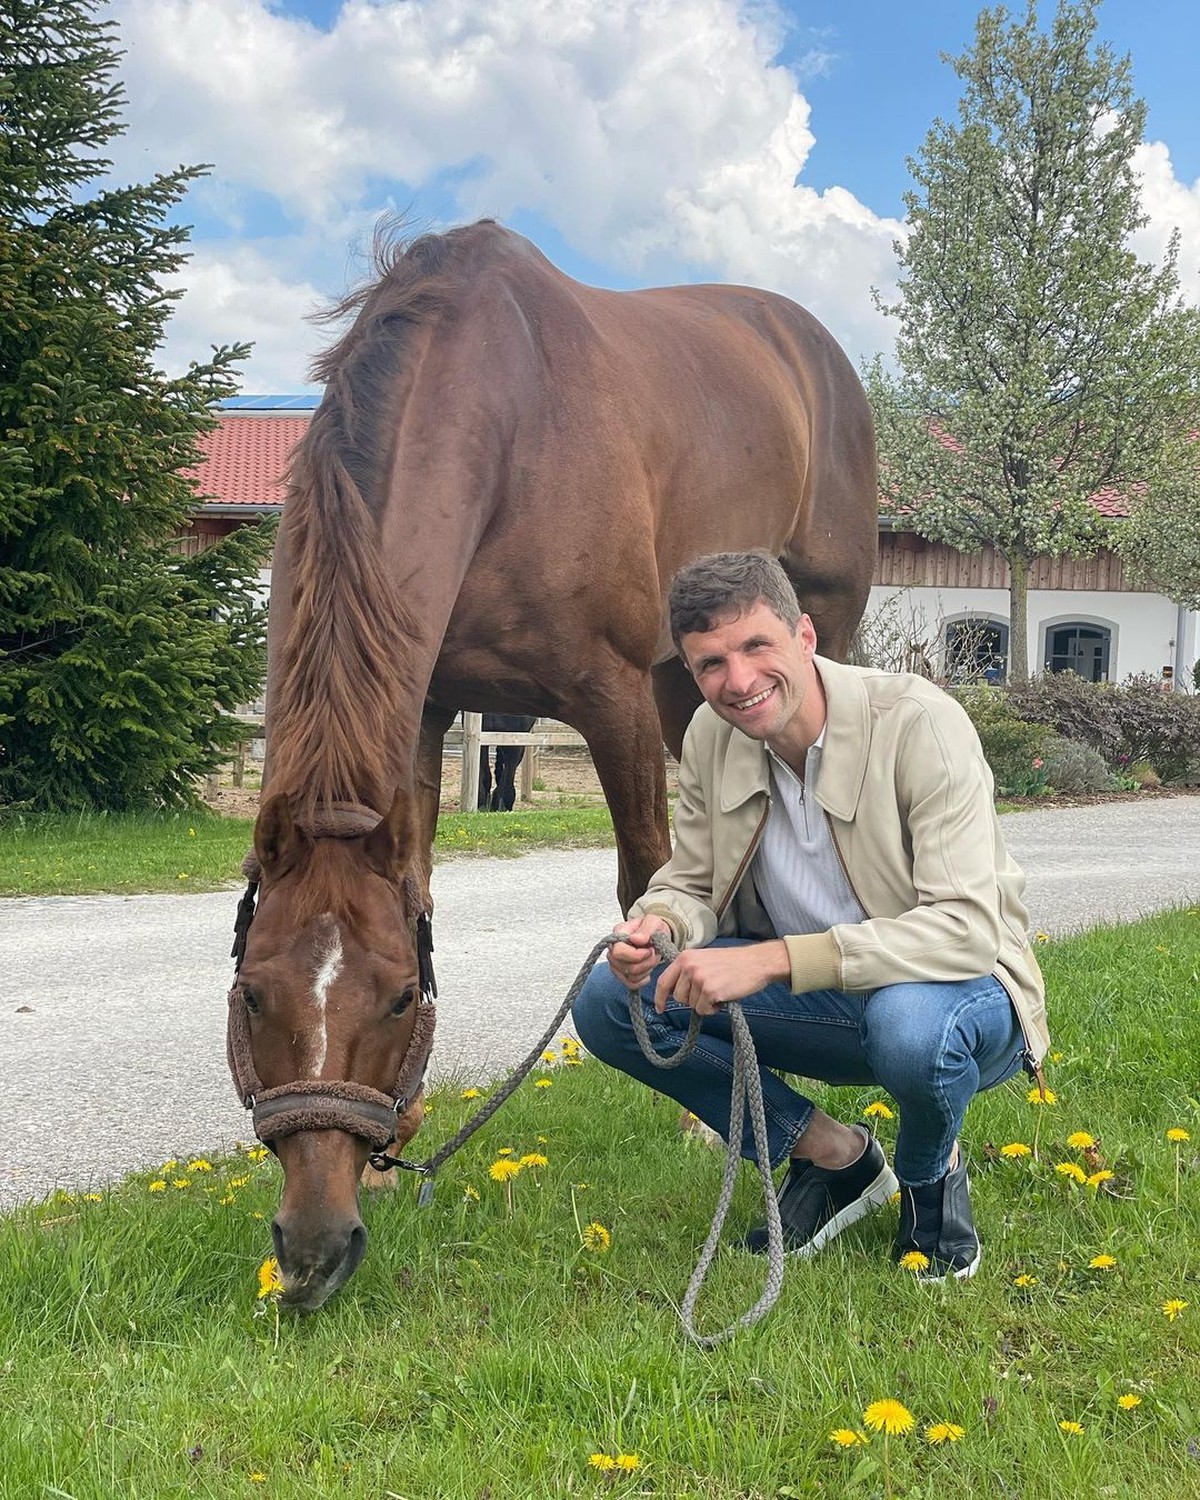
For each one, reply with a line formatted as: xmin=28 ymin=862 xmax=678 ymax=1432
xmin=573 ymin=550 xmax=1048 ymax=1281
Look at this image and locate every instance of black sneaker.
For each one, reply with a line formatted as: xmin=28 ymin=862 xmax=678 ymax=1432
xmin=893 ymin=1152 xmax=981 ymax=1282
xmin=744 ymin=1126 xmax=898 ymax=1257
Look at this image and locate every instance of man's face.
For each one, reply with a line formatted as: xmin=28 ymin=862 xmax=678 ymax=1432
xmin=679 ymin=599 xmax=818 ymax=746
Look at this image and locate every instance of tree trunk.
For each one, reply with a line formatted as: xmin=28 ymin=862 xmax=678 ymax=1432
xmin=1007 ymin=553 xmax=1031 ymax=683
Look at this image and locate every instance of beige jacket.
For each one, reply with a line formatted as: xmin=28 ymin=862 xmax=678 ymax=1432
xmin=633 ymin=655 xmax=1049 ymax=1065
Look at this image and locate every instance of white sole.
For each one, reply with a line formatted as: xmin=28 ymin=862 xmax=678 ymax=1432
xmin=790 ymin=1162 xmax=900 ymax=1259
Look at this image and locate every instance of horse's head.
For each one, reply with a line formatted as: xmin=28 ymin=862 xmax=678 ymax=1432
xmin=230 ymin=789 xmax=433 ymax=1310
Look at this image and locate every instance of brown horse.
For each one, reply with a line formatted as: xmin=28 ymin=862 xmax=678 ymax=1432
xmin=232 ymin=220 xmax=877 ymax=1308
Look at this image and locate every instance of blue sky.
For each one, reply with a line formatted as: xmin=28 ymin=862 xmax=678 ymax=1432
xmin=105 ymin=0 xmax=1200 ymax=392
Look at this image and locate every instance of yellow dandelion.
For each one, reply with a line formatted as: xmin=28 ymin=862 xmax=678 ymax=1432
xmin=460 ymin=1087 xmax=481 ymax=1100
xmin=582 ymin=1221 xmax=612 ymax=1252
xmin=587 ymin=1453 xmax=615 ymax=1471
xmin=889 ymin=1190 xmax=901 ymax=1204
xmin=187 ymin=1159 xmax=213 ymax=1172
xmin=540 ymin=1050 xmax=557 ymax=1064
xmin=1035 ymin=931 xmax=1050 ymax=943
xmin=229 ymin=1175 xmax=250 ymax=1189
xmin=1086 ymin=1170 xmax=1114 ymax=1188
xmin=863 ymin=1101 xmax=895 ymax=1119
xmin=1167 ymin=1128 xmax=1190 ymax=1143
xmin=925 ymin=1422 xmax=965 ymax=1445
xmin=614 ymin=1454 xmax=640 ymax=1471
xmin=1088 ymin=1254 xmax=1117 ymax=1270
xmin=1027 ymin=1087 xmax=1057 ymax=1105
xmin=148 ymin=1179 xmax=167 ymax=1193
xmin=863 ymin=1399 xmax=914 ymax=1436
xmin=1014 ymin=1273 xmax=1038 ymax=1287
xmin=256 ymin=1256 xmax=283 ymax=1299
xmin=84 ymin=1193 xmax=102 ymax=1203
xmin=520 ymin=1152 xmax=549 ymax=1168
xmin=171 ymin=1178 xmax=191 ymax=1190
xmin=1000 ymin=1142 xmax=1032 ymax=1158
xmin=1163 ymin=1299 xmax=1188 ymax=1321
xmin=246 ymin=1146 xmax=269 ymax=1163
xmin=1058 ymin=1420 xmax=1084 ymax=1435
xmin=497 ymin=1147 xmax=515 ymax=1156
xmin=560 ymin=1037 xmax=582 ymax=1056
xmin=898 ymin=1250 xmax=930 ymax=1273
xmin=830 ymin=1429 xmax=868 ymax=1448
xmin=1066 ymin=1131 xmax=1096 ymax=1149
xmin=1117 ymin=1394 xmax=1142 ymax=1410
xmin=534 ymin=1078 xmax=553 ymax=1088
xmin=463 ymin=1184 xmax=480 ymax=1202
xmin=161 ymin=1159 xmax=177 ymax=1171
xmin=1055 ymin=1162 xmax=1086 ymax=1184
xmin=219 ymin=1194 xmax=235 ymax=1205
xmin=249 ymin=1473 xmax=267 ymax=1484
xmin=565 ymin=1057 xmax=583 ymax=1066
xmin=187 ymin=827 xmax=196 ymax=837
xmin=1050 ymin=1051 xmax=1064 ymax=1062
xmin=489 ymin=1159 xmax=522 ymax=1183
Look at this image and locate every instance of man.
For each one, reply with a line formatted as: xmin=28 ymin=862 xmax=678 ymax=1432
xmin=573 ymin=551 xmax=1048 ymax=1281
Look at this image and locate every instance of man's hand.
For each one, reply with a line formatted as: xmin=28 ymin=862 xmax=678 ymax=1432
xmin=653 ymin=940 xmax=790 ymax=1017
xmin=608 ymin=915 xmax=674 ymax=989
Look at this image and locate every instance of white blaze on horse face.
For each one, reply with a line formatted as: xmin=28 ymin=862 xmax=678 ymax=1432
xmin=307 ymin=918 xmax=344 ymax=1075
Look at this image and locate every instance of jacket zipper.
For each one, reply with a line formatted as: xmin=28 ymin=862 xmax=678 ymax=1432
xmin=714 ymin=797 xmax=771 ymax=922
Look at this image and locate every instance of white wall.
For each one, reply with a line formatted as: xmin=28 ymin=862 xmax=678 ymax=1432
xmin=867 ymin=583 xmax=1199 ymax=685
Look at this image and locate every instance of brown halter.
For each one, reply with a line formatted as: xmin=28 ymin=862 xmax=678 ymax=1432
xmin=225 ymin=804 xmax=437 ymax=1156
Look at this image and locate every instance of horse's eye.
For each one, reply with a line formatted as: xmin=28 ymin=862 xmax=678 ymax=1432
xmin=242 ymin=987 xmax=261 ymax=1015
xmin=390 ymin=988 xmax=416 ymax=1017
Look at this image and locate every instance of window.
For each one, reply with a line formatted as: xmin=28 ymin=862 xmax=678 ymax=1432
xmin=945 ymin=618 xmax=1009 ymax=684
xmin=1046 ymin=624 xmax=1111 ymax=682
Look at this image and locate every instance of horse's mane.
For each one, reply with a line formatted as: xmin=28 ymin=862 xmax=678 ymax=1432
xmin=268 ymin=221 xmax=499 ymax=817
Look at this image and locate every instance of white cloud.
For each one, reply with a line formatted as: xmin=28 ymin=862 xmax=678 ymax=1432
xmin=1132 ymin=140 xmax=1200 ymax=307
xmin=108 ymin=0 xmax=904 ymax=384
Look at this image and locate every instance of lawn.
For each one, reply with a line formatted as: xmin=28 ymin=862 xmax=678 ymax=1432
xmin=1 ymin=910 xmax=1197 ymax=1498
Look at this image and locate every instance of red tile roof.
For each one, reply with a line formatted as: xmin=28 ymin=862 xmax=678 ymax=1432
xmin=185 ymin=415 xmax=311 ymax=508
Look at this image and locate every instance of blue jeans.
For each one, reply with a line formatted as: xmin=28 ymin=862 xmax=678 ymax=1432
xmin=572 ymin=939 xmax=1026 ymax=1186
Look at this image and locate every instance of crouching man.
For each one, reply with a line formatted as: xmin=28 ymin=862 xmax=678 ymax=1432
xmin=573 ymin=551 xmax=1048 ymax=1280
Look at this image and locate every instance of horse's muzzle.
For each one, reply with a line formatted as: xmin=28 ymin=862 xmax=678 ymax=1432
xmin=272 ymin=1212 xmax=367 ymax=1311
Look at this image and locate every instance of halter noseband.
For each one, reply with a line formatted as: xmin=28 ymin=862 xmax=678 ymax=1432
xmin=225 ymin=805 xmax=438 ymax=1154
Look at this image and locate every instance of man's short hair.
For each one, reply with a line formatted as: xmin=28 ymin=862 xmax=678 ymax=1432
xmin=669 ymin=550 xmax=801 ymax=653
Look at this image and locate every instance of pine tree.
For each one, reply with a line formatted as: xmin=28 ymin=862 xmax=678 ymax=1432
xmin=867 ymin=0 xmax=1200 ymax=681
xmin=0 ymin=0 xmax=273 ymax=809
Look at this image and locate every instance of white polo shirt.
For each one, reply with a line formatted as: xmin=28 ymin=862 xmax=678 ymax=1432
xmin=751 ymin=732 xmax=868 ymax=939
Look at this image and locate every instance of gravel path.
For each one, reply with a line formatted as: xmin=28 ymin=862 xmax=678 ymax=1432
xmin=2 ymin=795 xmax=1198 ymax=1208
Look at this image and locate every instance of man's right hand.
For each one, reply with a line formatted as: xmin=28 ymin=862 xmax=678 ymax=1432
xmin=608 ymin=914 xmax=674 ymax=990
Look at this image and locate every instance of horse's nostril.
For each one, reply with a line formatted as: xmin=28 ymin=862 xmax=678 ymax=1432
xmin=271 ymin=1217 xmax=286 ymax=1265
xmin=346 ymin=1222 xmax=368 ymax=1274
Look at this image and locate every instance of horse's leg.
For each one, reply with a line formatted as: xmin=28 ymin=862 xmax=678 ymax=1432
xmin=412 ymin=702 xmax=456 ymax=914
xmin=651 ymin=656 xmax=703 ymax=762
xmin=568 ymin=671 xmax=671 ymax=914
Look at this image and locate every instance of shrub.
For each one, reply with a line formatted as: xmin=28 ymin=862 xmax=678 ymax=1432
xmin=952 ymin=686 xmax=1051 ymax=795
xmin=1038 ymin=736 xmax=1119 ymax=794
xmin=1109 ymin=674 xmax=1200 ymax=784
xmin=1007 ymin=671 xmax=1122 ymax=762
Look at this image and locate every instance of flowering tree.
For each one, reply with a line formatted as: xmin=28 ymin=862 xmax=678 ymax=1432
xmin=867 ymin=0 xmax=1200 ymax=681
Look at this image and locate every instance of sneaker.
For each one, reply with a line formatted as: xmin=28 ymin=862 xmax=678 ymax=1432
xmin=744 ymin=1126 xmax=898 ymax=1257
xmin=893 ymin=1151 xmax=981 ymax=1282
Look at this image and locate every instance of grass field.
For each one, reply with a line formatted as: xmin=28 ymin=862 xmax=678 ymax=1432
xmin=1 ymin=910 xmax=1197 ymax=1498
xmin=0 ymin=806 xmax=617 ymax=897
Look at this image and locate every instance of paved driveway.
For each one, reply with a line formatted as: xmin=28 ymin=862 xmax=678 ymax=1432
xmin=2 ymin=796 xmax=1198 ymax=1207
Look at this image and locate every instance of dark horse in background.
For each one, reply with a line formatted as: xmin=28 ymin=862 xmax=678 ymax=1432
xmin=233 ymin=220 xmax=877 ymax=1308
xmin=478 ymin=713 xmax=536 ymax=811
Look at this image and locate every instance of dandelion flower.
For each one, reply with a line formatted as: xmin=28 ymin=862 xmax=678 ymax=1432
xmin=249 ymin=1473 xmax=267 ymax=1484
xmin=1058 ymin=1420 xmax=1084 ymax=1435
xmin=1086 ymin=1170 xmax=1114 ymax=1188
xmin=256 ymin=1256 xmax=283 ymax=1299
xmin=1163 ymin=1299 xmax=1188 ymax=1322
xmin=520 ymin=1152 xmax=549 ymax=1168
xmin=229 ymin=1175 xmax=250 ymax=1189
xmin=148 ymin=1180 xmax=166 ymax=1193
xmin=219 ymin=1194 xmax=235 ymax=1206
xmin=535 ymin=1078 xmax=553 ymax=1088
xmin=1000 ymin=1142 xmax=1032 ymax=1158
xmin=1066 ymin=1132 xmax=1096 ymax=1149
xmin=582 ymin=1221 xmax=612 ymax=1252
xmin=1055 ymin=1162 xmax=1086 ymax=1184
xmin=1117 ymin=1394 xmax=1142 ymax=1410
xmin=463 ymin=1185 xmax=480 ymax=1202
xmin=565 ymin=1057 xmax=583 ymax=1066
xmin=187 ymin=1159 xmax=213 ymax=1172
xmin=246 ymin=1146 xmax=269 ymax=1163
xmin=1167 ymin=1128 xmax=1191 ymax=1143
xmin=925 ymin=1422 xmax=965 ymax=1445
xmin=614 ymin=1454 xmax=640 ymax=1471
xmin=863 ymin=1400 xmax=914 ymax=1436
xmin=898 ymin=1250 xmax=930 ymax=1273
xmin=1027 ymin=1087 xmax=1057 ymax=1105
xmin=1050 ymin=1051 xmax=1064 ymax=1063
xmin=863 ymin=1101 xmax=895 ymax=1120
xmin=587 ymin=1453 xmax=615 ymax=1471
xmin=540 ymin=1050 xmax=557 ymax=1064
xmin=161 ymin=1159 xmax=178 ymax=1171
xmin=1035 ymin=931 xmax=1050 ymax=943
xmin=460 ymin=1087 xmax=481 ymax=1100
xmin=489 ymin=1159 xmax=522 ymax=1183
xmin=84 ymin=1192 xmax=102 ymax=1203
xmin=171 ymin=1178 xmax=191 ymax=1190
xmin=1014 ymin=1273 xmax=1038 ymax=1287
xmin=1088 ymin=1253 xmax=1117 ymax=1270
xmin=830 ymin=1429 xmax=868 ymax=1448
xmin=497 ymin=1147 xmax=515 ymax=1156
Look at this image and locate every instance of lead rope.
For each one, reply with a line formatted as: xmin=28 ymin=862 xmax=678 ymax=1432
xmin=388 ymin=930 xmax=784 ymax=1347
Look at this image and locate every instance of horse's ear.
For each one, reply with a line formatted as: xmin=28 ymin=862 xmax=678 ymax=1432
xmin=363 ymin=787 xmax=418 ymax=877
xmin=254 ymin=793 xmax=307 ymax=877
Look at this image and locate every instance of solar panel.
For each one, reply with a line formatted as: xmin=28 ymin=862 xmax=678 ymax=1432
xmin=217 ymin=395 xmax=321 ymax=411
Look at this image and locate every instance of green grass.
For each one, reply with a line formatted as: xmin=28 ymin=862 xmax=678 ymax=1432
xmin=0 ymin=806 xmax=617 ymax=896
xmin=2 ymin=911 xmax=1198 ymax=1498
